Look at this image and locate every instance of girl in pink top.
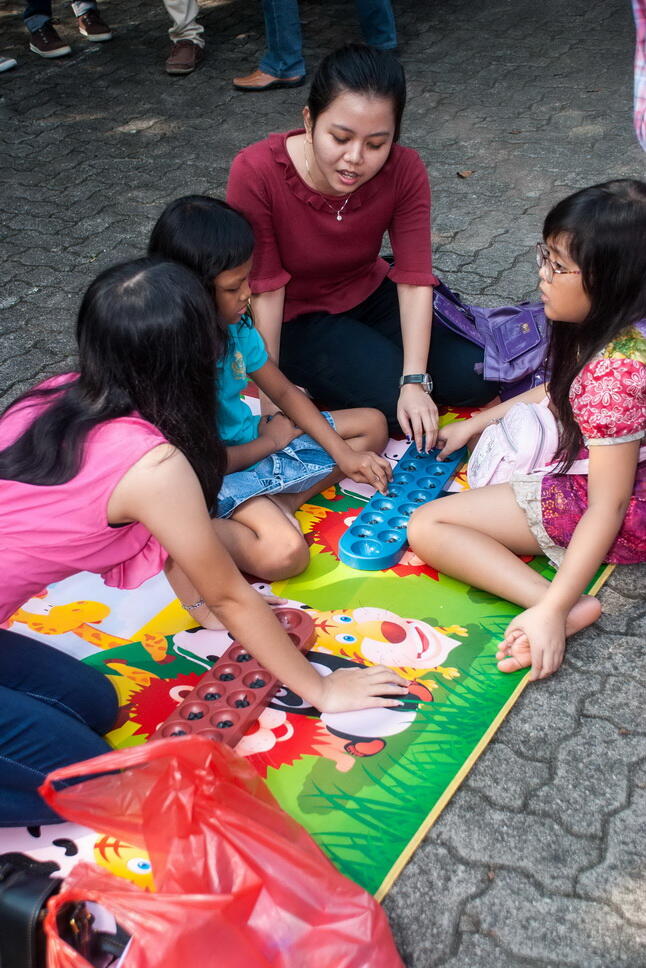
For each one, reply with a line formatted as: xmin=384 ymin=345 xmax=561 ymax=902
xmin=0 ymin=258 xmax=406 ymax=825
xmin=227 ymin=44 xmax=500 ymax=453
xmin=409 ymin=180 xmax=646 ymax=683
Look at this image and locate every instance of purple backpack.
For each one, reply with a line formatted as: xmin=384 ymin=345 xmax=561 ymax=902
xmin=432 ymin=281 xmax=549 ymax=399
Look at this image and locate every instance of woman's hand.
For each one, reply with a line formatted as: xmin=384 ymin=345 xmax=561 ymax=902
xmin=316 ymin=665 xmax=410 ymax=713
xmin=397 ymin=384 xmax=439 ymax=452
xmin=337 ymin=450 xmax=393 ymax=494
xmin=436 ymin=418 xmax=479 ymax=460
xmin=258 ymin=412 xmax=302 ymax=450
xmin=497 ymin=604 xmax=568 ymax=681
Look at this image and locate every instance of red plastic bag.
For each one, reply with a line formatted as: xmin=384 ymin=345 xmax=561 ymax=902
xmin=41 ymin=736 xmax=403 ymax=968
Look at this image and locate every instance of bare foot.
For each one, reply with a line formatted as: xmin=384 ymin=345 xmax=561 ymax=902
xmin=267 ymin=493 xmax=302 ymax=534
xmin=496 ymin=595 xmax=602 ymax=673
xmin=564 ymin=595 xmax=602 ymax=636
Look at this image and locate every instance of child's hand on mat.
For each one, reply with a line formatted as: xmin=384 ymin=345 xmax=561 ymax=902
xmin=497 ymin=605 xmax=567 ymax=680
xmin=397 ymin=385 xmax=439 ymax=452
xmin=338 ymin=451 xmax=393 ymax=494
xmin=436 ymin=419 xmax=478 ymax=460
xmin=259 ymin=413 xmax=302 ymax=450
xmin=315 ymin=665 xmax=409 ymax=713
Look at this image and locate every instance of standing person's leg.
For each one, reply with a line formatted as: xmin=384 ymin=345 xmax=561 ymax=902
xmin=355 ymin=0 xmax=397 ymax=50
xmin=164 ymin=0 xmax=204 ymax=74
xmin=24 ymin=0 xmax=72 ymax=57
xmin=233 ymin=0 xmax=305 ymax=90
xmin=71 ymin=0 xmax=112 ymax=42
xmin=0 ymin=630 xmax=118 ymax=826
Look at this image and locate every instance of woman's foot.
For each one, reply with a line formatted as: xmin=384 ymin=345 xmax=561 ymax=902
xmin=496 ymin=595 xmax=602 ymax=673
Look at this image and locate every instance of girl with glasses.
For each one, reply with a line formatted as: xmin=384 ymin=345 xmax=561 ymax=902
xmin=407 ymin=180 xmax=646 ymax=682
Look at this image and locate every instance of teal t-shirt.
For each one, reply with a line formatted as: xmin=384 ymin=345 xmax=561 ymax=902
xmin=216 ymin=316 xmax=268 ymax=446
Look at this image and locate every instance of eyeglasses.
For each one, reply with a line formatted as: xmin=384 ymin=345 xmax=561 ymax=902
xmin=536 ymin=242 xmax=581 ymax=284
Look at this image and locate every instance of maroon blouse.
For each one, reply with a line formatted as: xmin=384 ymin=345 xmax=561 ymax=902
xmin=226 ymin=129 xmax=439 ymax=322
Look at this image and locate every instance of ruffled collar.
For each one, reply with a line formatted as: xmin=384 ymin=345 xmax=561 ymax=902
xmin=268 ymin=128 xmax=390 ymax=213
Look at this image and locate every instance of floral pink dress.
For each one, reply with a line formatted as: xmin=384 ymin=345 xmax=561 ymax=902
xmin=512 ymin=321 xmax=646 ymax=566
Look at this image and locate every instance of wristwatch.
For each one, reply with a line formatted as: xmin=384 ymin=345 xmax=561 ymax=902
xmin=399 ymin=373 xmax=433 ymax=394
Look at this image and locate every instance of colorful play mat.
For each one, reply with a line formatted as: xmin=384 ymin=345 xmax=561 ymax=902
xmin=0 ymin=411 xmax=611 ymax=900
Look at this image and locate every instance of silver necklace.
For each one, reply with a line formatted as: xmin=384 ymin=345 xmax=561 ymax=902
xmin=304 ymin=141 xmax=351 ymax=221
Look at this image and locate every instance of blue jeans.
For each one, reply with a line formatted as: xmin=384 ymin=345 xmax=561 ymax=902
xmin=216 ymin=411 xmax=336 ymax=518
xmin=260 ymin=0 xmax=397 ymax=78
xmin=24 ymin=0 xmax=96 ymax=32
xmin=0 ymin=629 xmax=118 ymax=826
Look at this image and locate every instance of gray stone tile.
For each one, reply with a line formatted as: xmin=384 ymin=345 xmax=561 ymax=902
xmin=577 ymin=788 xmax=646 ymax=926
xmin=465 ymin=871 xmax=646 ymax=968
xmin=528 ymin=718 xmax=644 ymax=838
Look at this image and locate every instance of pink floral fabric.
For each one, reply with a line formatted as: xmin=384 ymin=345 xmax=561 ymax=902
xmin=569 ymin=356 xmax=646 ymax=443
xmin=524 ymin=323 xmax=646 ymax=565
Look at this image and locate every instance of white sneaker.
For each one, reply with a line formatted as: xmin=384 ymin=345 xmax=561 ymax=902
xmin=0 ymin=55 xmax=17 ymax=72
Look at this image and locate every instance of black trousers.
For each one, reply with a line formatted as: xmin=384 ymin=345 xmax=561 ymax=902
xmin=279 ymin=277 xmax=499 ymax=433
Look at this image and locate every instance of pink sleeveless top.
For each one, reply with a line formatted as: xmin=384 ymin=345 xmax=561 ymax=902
xmin=0 ymin=376 xmax=169 ymax=622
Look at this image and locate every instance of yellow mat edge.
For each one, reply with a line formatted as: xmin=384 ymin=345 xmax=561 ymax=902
xmin=373 ymin=670 xmax=530 ymax=901
xmin=374 ymin=560 xmax=616 ymax=901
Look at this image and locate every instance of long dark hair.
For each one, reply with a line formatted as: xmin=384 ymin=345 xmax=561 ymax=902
xmin=0 ymin=258 xmax=227 ymax=508
xmin=307 ymin=44 xmax=406 ymax=141
xmin=148 ymin=195 xmax=254 ymax=333
xmin=544 ymin=179 xmax=646 ymax=467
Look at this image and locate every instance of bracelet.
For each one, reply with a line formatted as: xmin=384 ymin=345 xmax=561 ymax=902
xmin=181 ymin=599 xmax=206 ymax=612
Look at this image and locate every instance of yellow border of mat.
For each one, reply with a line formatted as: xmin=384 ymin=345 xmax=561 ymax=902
xmin=374 ymin=562 xmax=614 ymax=900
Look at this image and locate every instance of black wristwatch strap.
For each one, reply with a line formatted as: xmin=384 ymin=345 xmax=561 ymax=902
xmin=399 ymin=373 xmax=433 ymax=393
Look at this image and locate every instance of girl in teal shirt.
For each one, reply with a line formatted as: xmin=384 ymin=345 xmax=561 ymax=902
xmin=150 ymin=195 xmax=392 ymax=582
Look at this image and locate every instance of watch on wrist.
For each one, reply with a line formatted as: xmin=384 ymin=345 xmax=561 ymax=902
xmin=399 ymin=373 xmax=433 ymax=395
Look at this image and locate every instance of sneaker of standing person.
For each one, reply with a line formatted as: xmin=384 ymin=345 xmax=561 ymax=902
xmin=165 ymin=39 xmax=203 ymax=75
xmin=77 ymin=8 xmax=112 ymax=41
xmin=0 ymin=55 xmax=18 ymax=71
xmin=29 ymin=21 xmax=72 ymax=57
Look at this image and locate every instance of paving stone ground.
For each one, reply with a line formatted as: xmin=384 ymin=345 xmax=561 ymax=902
xmin=1 ymin=0 xmax=645 ymax=964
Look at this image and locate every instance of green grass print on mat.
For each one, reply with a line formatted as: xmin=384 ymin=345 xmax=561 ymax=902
xmin=264 ymin=488 xmax=609 ymax=897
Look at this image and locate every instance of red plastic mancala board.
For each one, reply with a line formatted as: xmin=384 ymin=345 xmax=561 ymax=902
xmin=155 ymin=607 xmax=315 ymax=747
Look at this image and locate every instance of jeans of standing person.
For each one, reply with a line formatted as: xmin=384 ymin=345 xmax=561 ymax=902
xmin=279 ymin=277 xmax=499 ymax=435
xmin=259 ymin=0 xmax=397 ymax=79
xmin=0 ymin=628 xmax=118 ymax=826
xmin=23 ymin=0 xmax=96 ymax=31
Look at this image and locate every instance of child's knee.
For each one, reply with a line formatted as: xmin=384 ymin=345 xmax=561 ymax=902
xmin=364 ymin=408 xmax=389 ymax=450
xmin=407 ymin=503 xmax=439 ymax=550
xmin=262 ymin=527 xmax=309 ymax=580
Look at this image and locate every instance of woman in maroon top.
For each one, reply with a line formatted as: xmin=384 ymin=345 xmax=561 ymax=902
xmin=227 ymin=44 xmax=499 ymax=449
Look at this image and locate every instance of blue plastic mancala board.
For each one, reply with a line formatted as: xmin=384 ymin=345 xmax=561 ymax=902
xmin=338 ymin=442 xmax=467 ymax=571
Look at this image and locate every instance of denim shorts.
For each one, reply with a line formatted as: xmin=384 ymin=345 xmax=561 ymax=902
xmin=215 ymin=412 xmax=337 ymax=519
